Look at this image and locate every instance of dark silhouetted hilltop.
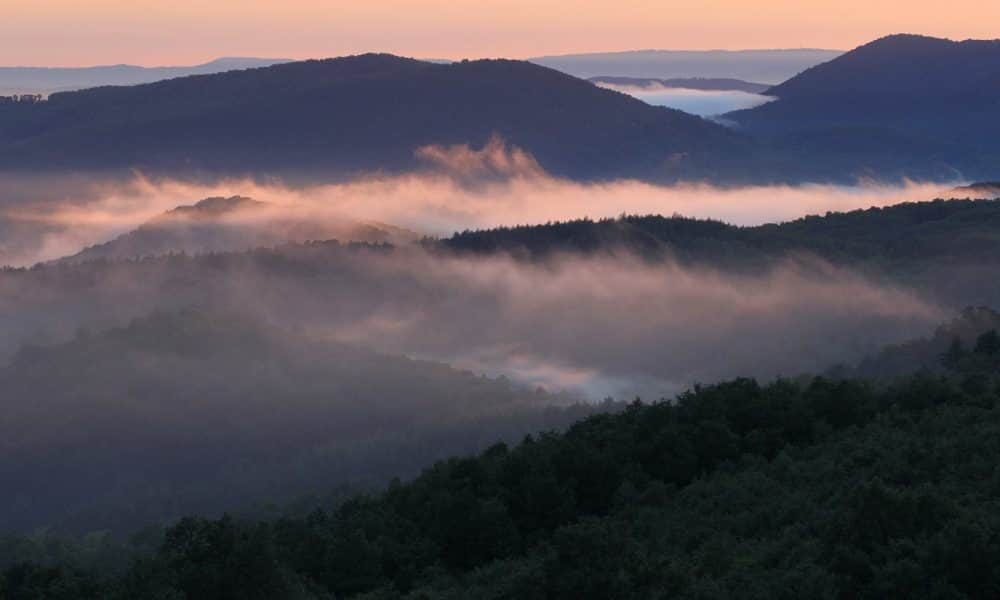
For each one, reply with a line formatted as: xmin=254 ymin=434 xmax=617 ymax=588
xmin=727 ymin=35 xmax=1000 ymax=180
xmin=0 ymin=54 xmax=757 ymax=182
xmin=439 ymin=198 xmax=1000 ymax=305
xmin=763 ymin=34 xmax=1000 ymax=103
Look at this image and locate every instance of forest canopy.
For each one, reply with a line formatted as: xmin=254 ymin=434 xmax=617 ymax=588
xmin=4 ymin=310 xmax=1000 ymax=599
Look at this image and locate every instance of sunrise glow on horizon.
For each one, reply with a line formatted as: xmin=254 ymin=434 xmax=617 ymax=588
xmin=5 ymin=0 xmax=999 ymax=66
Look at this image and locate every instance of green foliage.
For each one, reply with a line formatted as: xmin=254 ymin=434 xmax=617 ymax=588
xmin=8 ymin=347 xmax=1000 ymax=598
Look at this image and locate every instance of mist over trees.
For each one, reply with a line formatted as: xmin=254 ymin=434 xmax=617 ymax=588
xmin=3 ymin=35 xmax=1000 ymax=184
xmin=1 ymin=197 xmax=997 ymax=537
xmin=4 ymin=311 xmax=1000 ymax=598
xmin=726 ymin=35 xmax=1000 ymax=181
xmin=0 ymin=55 xmax=754 ymax=184
xmin=441 ymin=199 xmax=1000 ymax=306
xmin=2 ymin=25 xmax=1000 ymax=600
xmin=0 ymin=234 xmax=940 ymax=396
xmin=0 ymin=307 xmax=597 ymax=534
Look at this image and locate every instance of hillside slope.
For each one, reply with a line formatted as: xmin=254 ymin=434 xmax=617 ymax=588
xmin=60 ymin=195 xmax=417 ymax=263
xmin=6 ymin=315 xmax=1000 ymax=598
xmin=0 ymin=57 xmax=290 ymax=96
xmin=727 ymin=35 xmax=1000 ymax=179
xmin=439 ymin=198 xmax=1000 ymax=304
xmin=0 ymin=54 xmax=755 ymax=182
xmin=0 ymin=308 xmax=591 ymax=534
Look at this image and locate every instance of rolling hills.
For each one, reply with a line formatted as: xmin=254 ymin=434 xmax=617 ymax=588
xmin=0 ymin=54 xmax=755 ymax=182
xmin=0 ymin=307 xmax=593 ymax=534
xmin=4 ymin=38 xmax=996 ymax=183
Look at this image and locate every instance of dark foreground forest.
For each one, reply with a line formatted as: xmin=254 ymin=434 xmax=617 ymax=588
xmin=4 ymin=312 xmax=1000 ymax=599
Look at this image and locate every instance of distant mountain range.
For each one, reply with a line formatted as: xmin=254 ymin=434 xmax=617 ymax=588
xmin=0 ymin=51 xmax=836 ymax=96
xmin=727 ymin=34 xmax=1000 ymax=180
xmin=1 ymin=36 xmax=999 ymax=184
xmin=530 ymin=49 xmax=842 ymax=85
xmin=588 ymin=76 xmax=770 ymax=93
xmin=0 ymin=57 xmax=291 ymax=96
xmin=0 ymin=54 xmax=757 ymax=182
xmin=59 ymin=195 xmax=417 ymax=264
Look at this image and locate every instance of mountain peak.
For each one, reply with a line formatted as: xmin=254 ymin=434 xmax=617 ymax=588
xmin=864 ymin=33 xmax=952 ymax=46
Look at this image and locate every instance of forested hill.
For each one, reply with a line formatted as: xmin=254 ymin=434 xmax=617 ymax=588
xmin=0 ymin=58 xmax=290 ymax=96
xmin=438 ymin=198 xmax=1000 ymax=304
xmin=836 ymin=306 xmax=1000 ymax=381
xmin=762 ymin=35 xmax=1000 ymax=117
xmin=725 ymin=35 xmax=1000 ymax=180
xmin=59 ymin=195 xmax=416 ymax=263
xmin=0 ymin=308 xmax=596 ymax=535
xmin=5 ymin=313 xmax=1000 ymax=598
xmin=441 ymin=198 xmax=1000 ymax=261
xmin=0 ymin=53 xmax=754 ymax=182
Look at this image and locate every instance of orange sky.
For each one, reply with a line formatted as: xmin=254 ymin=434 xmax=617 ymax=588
xmin=4 ymin=0 xmax=999 ymax=66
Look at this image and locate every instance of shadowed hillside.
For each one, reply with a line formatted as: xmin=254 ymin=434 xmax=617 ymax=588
xmin=727 ymin=35 xmax=1000 ymax=180
xmin=0 ymin=307 xmax=595 ymax=534
xmin=439 ymin=198 xmax=1000 ymax=304
xmin=5 ymin=308 xmax=1000 ymax=598
xmin=530 ymin=49 xmax=842 ymax=83
xmin=60 ymin=195 xmax=417 ymax=263
xmin=0 ymin=54 xmax=757 ymax=183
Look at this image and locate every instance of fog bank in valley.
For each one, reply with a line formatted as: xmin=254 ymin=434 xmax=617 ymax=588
xmin=0 ymin=140 xmax=958 ymax=267
xmin=0 ymin=141 xmax=959 ymax=531
xmin=594 ymin=81 xmax=776 ymax=116
xmin=0 ymin=140 xmax=963 ymax=398
xmin=0 ymin=244 xmax=943 ymax=400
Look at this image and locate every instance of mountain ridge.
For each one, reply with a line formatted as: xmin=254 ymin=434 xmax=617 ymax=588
xmin=0 ymin=53 xmax=758 ymax=183
xmin=0 ymin=57 xmax=291 ymax=95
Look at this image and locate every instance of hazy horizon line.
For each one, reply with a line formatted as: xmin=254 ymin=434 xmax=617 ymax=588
xmin=0 ymin=47 xmax=854 ymax=70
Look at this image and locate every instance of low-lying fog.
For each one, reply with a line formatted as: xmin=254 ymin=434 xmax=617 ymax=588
xmin=0 ymin=139 xmax=973 ymax=530
xmin=0 ymin=140 xmax=961 ymax=399
xmin=0 ymin=140 xmax=954 ymax=267
xmin=594 ymin=82 xmax=776 ymax=116
xmin=0 ymin=243 xmax=943 ymax=401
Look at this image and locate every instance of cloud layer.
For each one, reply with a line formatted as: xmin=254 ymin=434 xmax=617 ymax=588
xmin=0 ymin=142 xmax=960 ymax=397
xmin=594 ymin=82 xmax=776 ymax=116
xmin=0 ymin=141 xmax=958 ymax=266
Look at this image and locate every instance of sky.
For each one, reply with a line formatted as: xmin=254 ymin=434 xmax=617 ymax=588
xmin=3 ymin=0 xmax=999 ymax=66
